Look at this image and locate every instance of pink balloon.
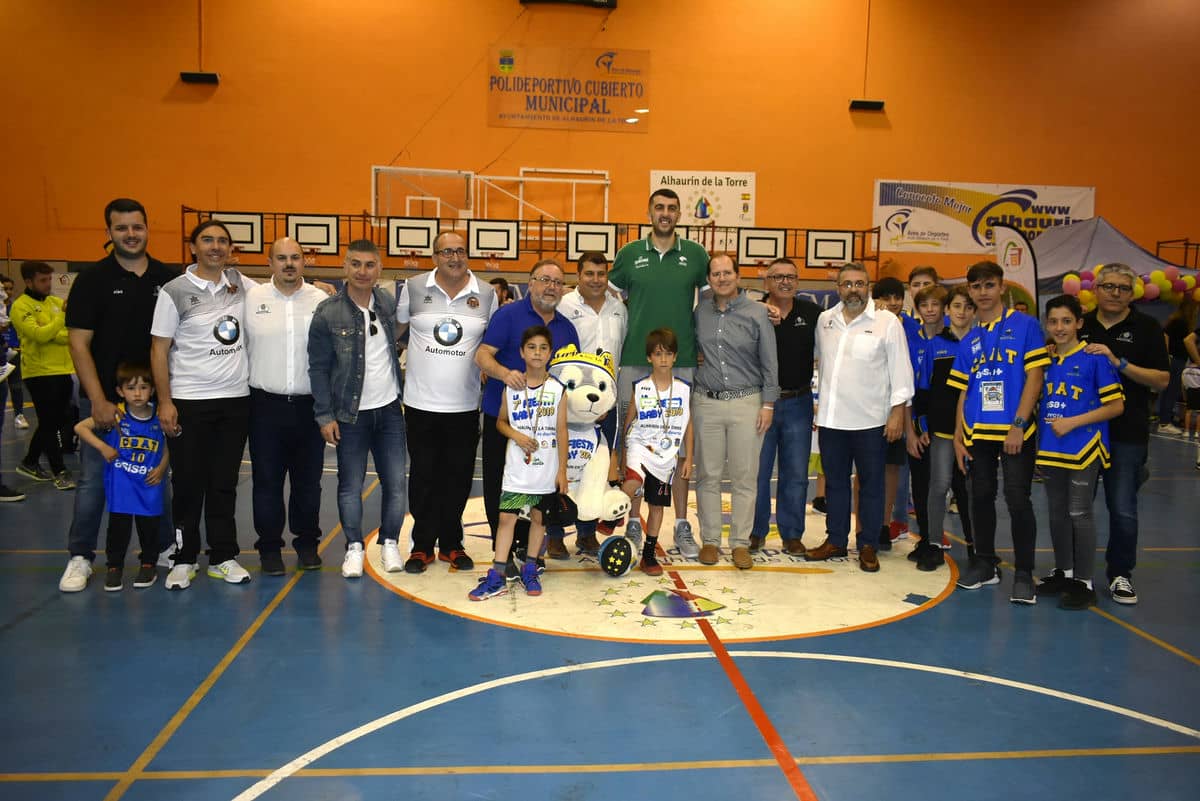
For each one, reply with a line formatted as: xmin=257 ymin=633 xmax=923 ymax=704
xmin=1143 ymin=282 xmax=1161 ymax=300
xmin=1062 ymin=277 xmax=1081 ymax=295
xmin=1080 ymin=279 xmax=1093 ymax=291
xmin=1164 ymin=266 xmax=1180 ymax=281
xmin=1080 ymin=270 xmax=1095 ymax=282
xmin=1172 ymin=279 xmax=1187 ymax=293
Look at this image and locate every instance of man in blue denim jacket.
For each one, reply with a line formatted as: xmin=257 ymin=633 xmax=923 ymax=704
xmin=308 ymin=239 xmax=408 ymax=579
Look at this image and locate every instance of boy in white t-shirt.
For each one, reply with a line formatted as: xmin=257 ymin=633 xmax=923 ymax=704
xmin=619 ymin=328 xmax=694 ymax=575
xmin=469 ymin=325 xmax=568 ymax=601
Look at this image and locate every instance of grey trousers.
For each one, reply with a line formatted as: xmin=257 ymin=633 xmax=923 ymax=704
xmin=1042 ymin=462 xmax=1101 ymax=582
xmin=694 ymin=392 xmax=763 ymax=548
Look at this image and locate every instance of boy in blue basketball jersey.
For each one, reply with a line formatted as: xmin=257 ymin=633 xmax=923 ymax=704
xmin=75 ymin=364 xmax=169 ymax=591
xmin=1034 ymin=295 xmax=1124 ymax=609
xmin=949 ymin=261 xmax=1050 ymax=603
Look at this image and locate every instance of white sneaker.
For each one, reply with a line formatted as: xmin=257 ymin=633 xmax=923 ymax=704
xmin=165 ymin=563 xmax=198 ymax=590
xmin=58 ymin=556 xmax=92 ymax=592
xmin=342 ymin=543 xmax=364 ymax=578
xmin=0 ymin=363 xmax=13 ymax=383
xmin=674 ymin=520 xmax=700 ymax=559
xmin=381 ymin=539 xmax=404 ymax=573
xmin=207 ymin=559 xmax=251 ymax=584
xmin=157 ymin=543 xmax=178 ymax=569
xmin=1159 ymin=423 xmax=1183 ymax=435
xmin=13 ymin=413 xmax=29 ymax=430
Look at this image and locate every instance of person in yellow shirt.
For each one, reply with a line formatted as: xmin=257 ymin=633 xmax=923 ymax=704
xmin=10 ymin=261 xmax=76 ymax=490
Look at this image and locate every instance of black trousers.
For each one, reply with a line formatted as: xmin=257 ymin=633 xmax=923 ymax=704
xmin=106 ymin=513 xmax=159 ymax=567
xmin=405 ymin=406 xmax=480 ymax=556
xmin=247 ymin=390 xmax=325 ymax=554
xmin=169 ymin=396 xmax=250 ymax=565
xmin=482 ymin=413 xmax=530 ymax=548
xmin=967 ymin=437 xmax=1037 ymax=572
xmin=23 ymin=373 xmax=74 ymax=474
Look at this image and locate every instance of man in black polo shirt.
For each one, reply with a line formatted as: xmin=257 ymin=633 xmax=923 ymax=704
xmin=57 ymin=198 xmax=179 ymax=593
xmin=750 ymin=258 xmax=820 ymax=556
xmin=1080 ymin=262 xmax=1169 ymax=605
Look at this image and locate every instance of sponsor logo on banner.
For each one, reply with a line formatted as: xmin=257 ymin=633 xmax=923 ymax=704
xmin=874 ymin=180 xmax=1095 ymax=253
xmin=650 ymin=170 xmax=756 ymax=227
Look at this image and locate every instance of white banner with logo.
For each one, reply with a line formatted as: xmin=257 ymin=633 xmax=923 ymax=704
xmin=650 ymin=170 xmax=755 ymax=227
xmin=874 ymin=179 xmax=1094 ymax=253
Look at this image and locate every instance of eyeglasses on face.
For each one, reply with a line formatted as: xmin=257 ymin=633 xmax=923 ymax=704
xmin=838 ymin=280 xmax=868 ymax=290
xmin=1096 ymin=282 xmax=1133 ymax=295
xmin=767 ymin=274 xmax=797 ymax=283
xmin=435 ymin=247 xmax=467 ymax=258
xmin=368 ymin=309 xmax=378 ymax=336
xmin=532 ymin=275 xmax=564 ymax=288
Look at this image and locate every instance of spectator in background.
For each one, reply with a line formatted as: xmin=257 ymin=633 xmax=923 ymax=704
xmin=1158 ymin=296 xmax=1197 ymax=434
xmin=489 ymin=277 xmax=514 ymax=306
xmin=872 ymin=276 xmax=911 ymax=550
xmin=2 ymin=275 xmax=28 ymax=430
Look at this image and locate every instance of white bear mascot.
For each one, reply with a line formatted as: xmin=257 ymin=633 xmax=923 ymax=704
xmin=546 ymin=346 xmax=631 ymax=556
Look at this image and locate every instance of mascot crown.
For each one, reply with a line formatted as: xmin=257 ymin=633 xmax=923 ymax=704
xmin=550 ymin=345 xmax=616 ymax=380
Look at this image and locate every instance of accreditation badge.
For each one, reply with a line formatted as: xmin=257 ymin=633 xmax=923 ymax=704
xmin=980 ymin=381 xmax=1005 ymax=412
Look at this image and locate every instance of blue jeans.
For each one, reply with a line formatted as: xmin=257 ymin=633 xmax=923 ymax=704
xmin=1101 ymin=439 xmax=1147 ymax=581
xmin=818 ymin=426 xmax=887 ymax=549
xmin=335 ymin=399 xmax=407 ymax=547
xmin=752 ymin=393 xmax=813 ymax=541
xmin=67 ymin=397 xmax=174 ymax=562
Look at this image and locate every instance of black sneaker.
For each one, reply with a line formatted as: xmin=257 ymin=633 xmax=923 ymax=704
xmin=260 ymin=551 xmax=286 ymax=576
xmin=1059 ymin=579 xmax=1097 ymax=610
xmin=907 ymin=538 xmax=926 ymax=562
xmin=875 ymin=525 xmax=892 ymax=551
xmin=1035 ymin=569 xmax=1072 ymax=596
xmin=916 ymin=544 xmax=943 ymax=572
xmin=1010 ymin=570 xmax=1036 ymax=605
xmin=296 ymin=548 xmax=322 ymax=571
xmin=956 ymin=558 xmax=1000 ymax=589
xmin=811 ymin=496 xmax=827 ymax=514
xmin=133 ymin=563 xmax=157 ymax=588
xmin=0 ymin=484 xmax=26 ymax=502
xmin=1108 ymin=576 xmax=1137 ymax=605
xmin=104 ymin=566 xmax=123 ymax=592
xmin=15 ymin=462 xmax=52 ymax=482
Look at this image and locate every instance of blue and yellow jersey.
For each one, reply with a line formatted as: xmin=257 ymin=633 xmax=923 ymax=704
xmin=102 ymin=403 xmax=167 ymax=516
xmin=910 ymin=327 xmax=962 ymax=438
xmin=946 ymin=309 xmax=1050 ymax=444
xmin=1036 ymin=343 xmax=1124 ymax=469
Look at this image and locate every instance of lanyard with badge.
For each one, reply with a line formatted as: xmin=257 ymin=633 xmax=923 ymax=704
xmin=977 ymin=308 xmax=1010 ymax=413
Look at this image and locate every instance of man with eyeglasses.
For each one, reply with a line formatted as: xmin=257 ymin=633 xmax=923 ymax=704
xmin=1079 ymin=262 xmax=1169 ymax=605
xmin=949 ymin=260 xmax=1049 ymax=603
xmin=475 ymin=259 xmax=580 ymax=559
xmin=806 ymin=263 xmax=913 ymax=573
xmin=395 ymin=232 xmax=496 ymax=574
xmin=751 ymin=258 xmax=820 ymax=556
xmin=308 ymin=239 xmax=407 ymax=579
xmin=609 ymin=189 xmax=710 ymax=557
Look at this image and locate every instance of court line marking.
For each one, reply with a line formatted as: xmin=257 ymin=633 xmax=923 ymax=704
xmin=942 ymin=532 xmax=1200 ymax=667
xmin=229 ymin=650 xmax=1200 ymax=800
xmin=100 ymin=479 xmax=380 ymax=801
xmin=5 ymin=746 xmax=1200 ymax=783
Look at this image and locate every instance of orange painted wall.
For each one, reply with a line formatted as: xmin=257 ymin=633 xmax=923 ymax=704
xmin=1 ymin=0 xmax=1197 ymax=273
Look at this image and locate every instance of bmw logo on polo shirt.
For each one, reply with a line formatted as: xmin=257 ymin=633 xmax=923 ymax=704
xmin=434 ymin=317 xmax=464 ymax=347
xmin=210 ymin=315 xmax=243 ymax=355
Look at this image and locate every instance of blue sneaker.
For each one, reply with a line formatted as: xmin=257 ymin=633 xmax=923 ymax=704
xmin=468 ymin=568 xmax=508 ymax=602
xmin=520 ymin=561 xmax=542 ymax=596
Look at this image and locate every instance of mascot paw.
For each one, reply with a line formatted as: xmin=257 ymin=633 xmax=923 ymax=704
xmin=601 ymin=489 xmax=631 ymax=521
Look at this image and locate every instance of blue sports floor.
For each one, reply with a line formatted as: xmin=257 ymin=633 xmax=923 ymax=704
xmin=1 ymin=402 xmax=1198 ymax=801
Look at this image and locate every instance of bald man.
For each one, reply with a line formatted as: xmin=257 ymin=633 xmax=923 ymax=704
xmin=244 ymin=238 xmax=330 ymax=575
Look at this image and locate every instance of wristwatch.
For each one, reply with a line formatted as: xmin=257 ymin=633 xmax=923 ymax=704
xmin=1012 ymin=416 xmax=1029 ymax=430
xmin=1117 ymin=356 xmax=1129 ymax=372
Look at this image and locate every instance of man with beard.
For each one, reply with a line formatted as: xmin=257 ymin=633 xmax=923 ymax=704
xmin=806 ymin=262 xmax=913 ymax=573
xmin=475 ymin=259 xmax=580 ymax=563
xmin=58 ymin=198 xmax=178 ymax=593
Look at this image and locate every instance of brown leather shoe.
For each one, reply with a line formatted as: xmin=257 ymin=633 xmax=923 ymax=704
xmin=698 ymin=544 xmax=720 ymax=565
xmin=784 ymin=539 xmax=807 ymax=556
xmin=748 ymin=535 xmax=763 ymax=553
xmin=575 ymin=532 xmax=600 ymax=555
xmin=858 ymin=544 xmax=880 ymax=572
xmin=732 ymin=546 xmax=753 ymax=569
xmin=545 ymin=537 xmax=570 ymax=560
xmin=804 ymin=540 xmax=848 ymax=561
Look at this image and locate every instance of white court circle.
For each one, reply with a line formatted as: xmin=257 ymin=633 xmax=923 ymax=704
xmin=231 ymin=650 xmax=1200 ymax=800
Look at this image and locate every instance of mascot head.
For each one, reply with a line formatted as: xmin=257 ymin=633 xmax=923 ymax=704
xmin=549 ymin=345 xmax=617 ymax=425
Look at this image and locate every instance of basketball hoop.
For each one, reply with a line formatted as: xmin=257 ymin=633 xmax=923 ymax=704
xmin=403 ymin=250 xmax=420 ymax=270
xmin=483 ymin=251 xmax=501 ymax=271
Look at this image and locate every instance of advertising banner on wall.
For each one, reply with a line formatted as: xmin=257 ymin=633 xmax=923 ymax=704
xmin=487 ymin=45 xmax=649 ymax=133
xmin=650 ymin=170 xmax=756 ymax=227
xmin=873 ymin=179 xmax=1094 ymax=254
xmin=991 ymin=223 xmax=1039 ymax=311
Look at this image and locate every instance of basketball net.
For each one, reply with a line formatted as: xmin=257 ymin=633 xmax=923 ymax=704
xmin=403 ymin=250 xmax=420 ymax=270
xmin=303 ymin=248 xmax=318 ymax=268
xmin=228 ymin=245 xmax=240 ymax=267
xmin=483 ymin=251 xmax=501 ymax=271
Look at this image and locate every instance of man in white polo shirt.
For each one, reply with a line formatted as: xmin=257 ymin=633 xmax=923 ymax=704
xmin=151 ymin=219 xmax=256 ymax=589
xmin=806 ymin=262 xmax=913 ymax=573
xmin=396 ymin=231 xmax=495 ymax=574
xmin=245 ymin=237 xmax=329 ymax=576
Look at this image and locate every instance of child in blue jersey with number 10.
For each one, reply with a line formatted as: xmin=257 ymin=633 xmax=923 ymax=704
xmin=75 ymin=363 xmax=169 ymax=592
xmin=1035 ymin=295 xmax=1125 ymax=610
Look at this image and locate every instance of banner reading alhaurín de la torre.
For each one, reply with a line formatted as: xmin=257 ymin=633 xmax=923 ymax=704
xmin=487 ymin=45 xmax=649 ymax=133
xmin=874 ymin=179 xmax=1094 ymax=254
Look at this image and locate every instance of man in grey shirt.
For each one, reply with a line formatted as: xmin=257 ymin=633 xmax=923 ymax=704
xmin=692 ymin=253 xmax=779 ymax=569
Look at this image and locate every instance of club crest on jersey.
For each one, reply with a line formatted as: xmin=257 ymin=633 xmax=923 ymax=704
xmin=255 ymin=303 xmax=270 ymax=315
xmin=467 ymin=296 xmax=480 ymax=309
xmin=423 ymin=295 xmax=433 ymax=304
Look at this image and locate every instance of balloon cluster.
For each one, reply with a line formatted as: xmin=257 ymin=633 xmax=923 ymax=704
xmin=1061 ymin=264 xmax=1199 ymax=311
